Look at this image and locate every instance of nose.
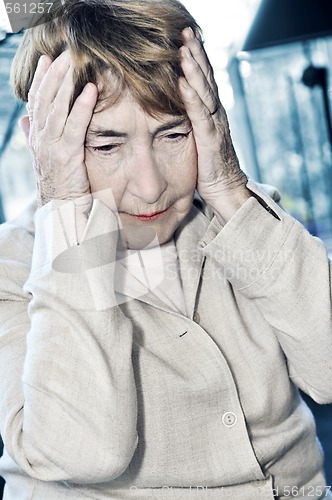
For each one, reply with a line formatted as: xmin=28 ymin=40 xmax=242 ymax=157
xmin=127 ymin=148 xmax=167 ymax=204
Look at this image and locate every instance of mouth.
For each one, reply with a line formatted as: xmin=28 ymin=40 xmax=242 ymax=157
xmin=126 ymin=208 xmax=169 ymax=222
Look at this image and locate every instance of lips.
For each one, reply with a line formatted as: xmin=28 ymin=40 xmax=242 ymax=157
xmin=127 ymin=208 xmax=169 ymax=221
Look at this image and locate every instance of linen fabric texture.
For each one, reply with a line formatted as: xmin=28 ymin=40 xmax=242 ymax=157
xmin=0 ymin=180 xmax=331 ymax=499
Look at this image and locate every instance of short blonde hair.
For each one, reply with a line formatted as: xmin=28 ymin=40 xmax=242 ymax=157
xmin=11 ymin=0 xmax=201 ymax=115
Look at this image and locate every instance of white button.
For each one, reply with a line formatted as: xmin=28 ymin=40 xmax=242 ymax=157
xmin=193 ymin=311 xmax=200 ymax=323
xmin=222 ymin=412 xmax=237 ymax=427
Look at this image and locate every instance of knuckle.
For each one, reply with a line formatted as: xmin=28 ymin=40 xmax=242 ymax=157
xmin=203 ymin=91 xmax=217 ymax=114
xmin=35 ymin=89 xmax=46 ymax=107
xmin=63 ymin=117 xmax=84 ymax=139
xmin=185 ymin=86 xmax=197 ymax=100
xmin=204 ymin=90 xmax=215 ymax=105
xmin=190 ymin=62 xmax=201 ymax=77
xmin=183 ymin=58 xmax=199 ymax=78
xmin=49 ymin=101 xmax=58 ymax=117
xmin=198 ymin=105 xmax=211 ymax=122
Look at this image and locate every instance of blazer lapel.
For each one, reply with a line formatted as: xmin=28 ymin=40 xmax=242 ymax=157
xmin=174 ymin=204 xmax=211 ymax=319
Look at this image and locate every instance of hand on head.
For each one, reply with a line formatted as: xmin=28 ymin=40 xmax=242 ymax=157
xmin=179 ymin=27 xmax=249 ymax=212
xmin=20 ymin=50 xmax=98 ymax=207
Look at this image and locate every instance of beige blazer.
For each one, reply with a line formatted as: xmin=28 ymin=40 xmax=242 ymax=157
xmin=0 ymin=181 xmax=331 ymax=499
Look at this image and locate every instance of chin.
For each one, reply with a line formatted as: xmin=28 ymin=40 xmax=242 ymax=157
xmin=119 ymin=218 xmax=180 ymax=250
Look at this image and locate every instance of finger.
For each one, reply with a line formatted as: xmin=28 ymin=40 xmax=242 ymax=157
xmin=178 ymin=76 xmax=216 ymax=145
xmin=182 ymin=27 xmax=218 ymax=96
xmin=62 ymin=83 xmax=98 ymax=147
xmin=182 ymin=28 xmax=209 ymax=78
xmin=33 ymin=51 xmax=71 ymax=130
xmin=27 ymin=55 xmax=52 ymax=119
xmin=180 ymin=46 xmax=217 ymax=115
xmin=44 ymin=65 xmax=75 ymax=139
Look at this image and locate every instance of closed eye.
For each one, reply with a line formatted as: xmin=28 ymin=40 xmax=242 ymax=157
xmin=87 ymin=143 xmax=123 ymax=157
xmin=165 ymin=131 xmax=192 ymax=142
xmin=92 ymin=144 xmax=120 ymax=152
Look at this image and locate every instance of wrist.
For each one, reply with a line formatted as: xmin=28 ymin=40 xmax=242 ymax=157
xmin=37 ymin=186 xmax=91 ymax=208
xmin=205 ymin=187 xmax=252 ymax=226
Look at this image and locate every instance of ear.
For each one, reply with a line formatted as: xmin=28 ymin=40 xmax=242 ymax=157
xmin=19 ymin=115 xmax=30 ymax=143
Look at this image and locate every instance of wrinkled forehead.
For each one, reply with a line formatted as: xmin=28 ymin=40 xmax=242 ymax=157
xmin=86 ymin=87 xmax=191 ymax=140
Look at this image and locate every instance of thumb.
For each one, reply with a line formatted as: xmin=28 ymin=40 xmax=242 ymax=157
xmin=19 ymin=115 xmax=30 ymax=143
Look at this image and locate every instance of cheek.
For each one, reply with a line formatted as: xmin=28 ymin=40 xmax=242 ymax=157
xmin=188 ymin=142 xmax=198 ymax=177
xmin=85 ymin=151 xmax=126 ymax=208
xmin=175 ymin=141 xmax=198 ymax=190
xmin=157 ymin=139 xmax=198 ymax=187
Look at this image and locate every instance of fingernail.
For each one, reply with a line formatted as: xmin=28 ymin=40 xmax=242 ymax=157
xmin=37 ymin=55 xmax=47 ymax=69
xmin=187 ymin=27 xmax=195 ymax=39
xmin=82 ymin=83 xmax=94 ymax=97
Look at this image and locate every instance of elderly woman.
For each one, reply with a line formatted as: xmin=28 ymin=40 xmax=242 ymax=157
xmin=0 ymin=0 xmax=331 ymax=498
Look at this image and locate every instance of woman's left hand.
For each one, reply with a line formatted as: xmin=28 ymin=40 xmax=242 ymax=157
xmin=179 ymin=27 xmax=251 ymax=224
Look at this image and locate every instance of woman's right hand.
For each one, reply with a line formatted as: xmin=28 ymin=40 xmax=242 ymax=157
xmin=20 ymin=51 xmax=98 ymax=207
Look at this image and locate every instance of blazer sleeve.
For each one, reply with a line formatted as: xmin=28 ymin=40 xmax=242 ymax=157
xmin=0 ymin=199 xmax=138 ymax=484
xmin=200 ymin=180 xmax=332 ymax=404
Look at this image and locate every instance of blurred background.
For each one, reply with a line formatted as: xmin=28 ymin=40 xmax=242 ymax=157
xmin=0 ymin=0 xmax=332 ymax=494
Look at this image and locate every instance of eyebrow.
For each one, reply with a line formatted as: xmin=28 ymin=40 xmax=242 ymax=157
xmin=86 ymin=118 xmax=190 ymax=140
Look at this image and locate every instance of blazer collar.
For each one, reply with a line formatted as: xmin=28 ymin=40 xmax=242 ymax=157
xmin=118 ymin=203 xmax=211 ymax=317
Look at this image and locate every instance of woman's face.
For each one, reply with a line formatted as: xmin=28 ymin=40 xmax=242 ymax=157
xmin=84 ymin=90 xmax=198 ymax=249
